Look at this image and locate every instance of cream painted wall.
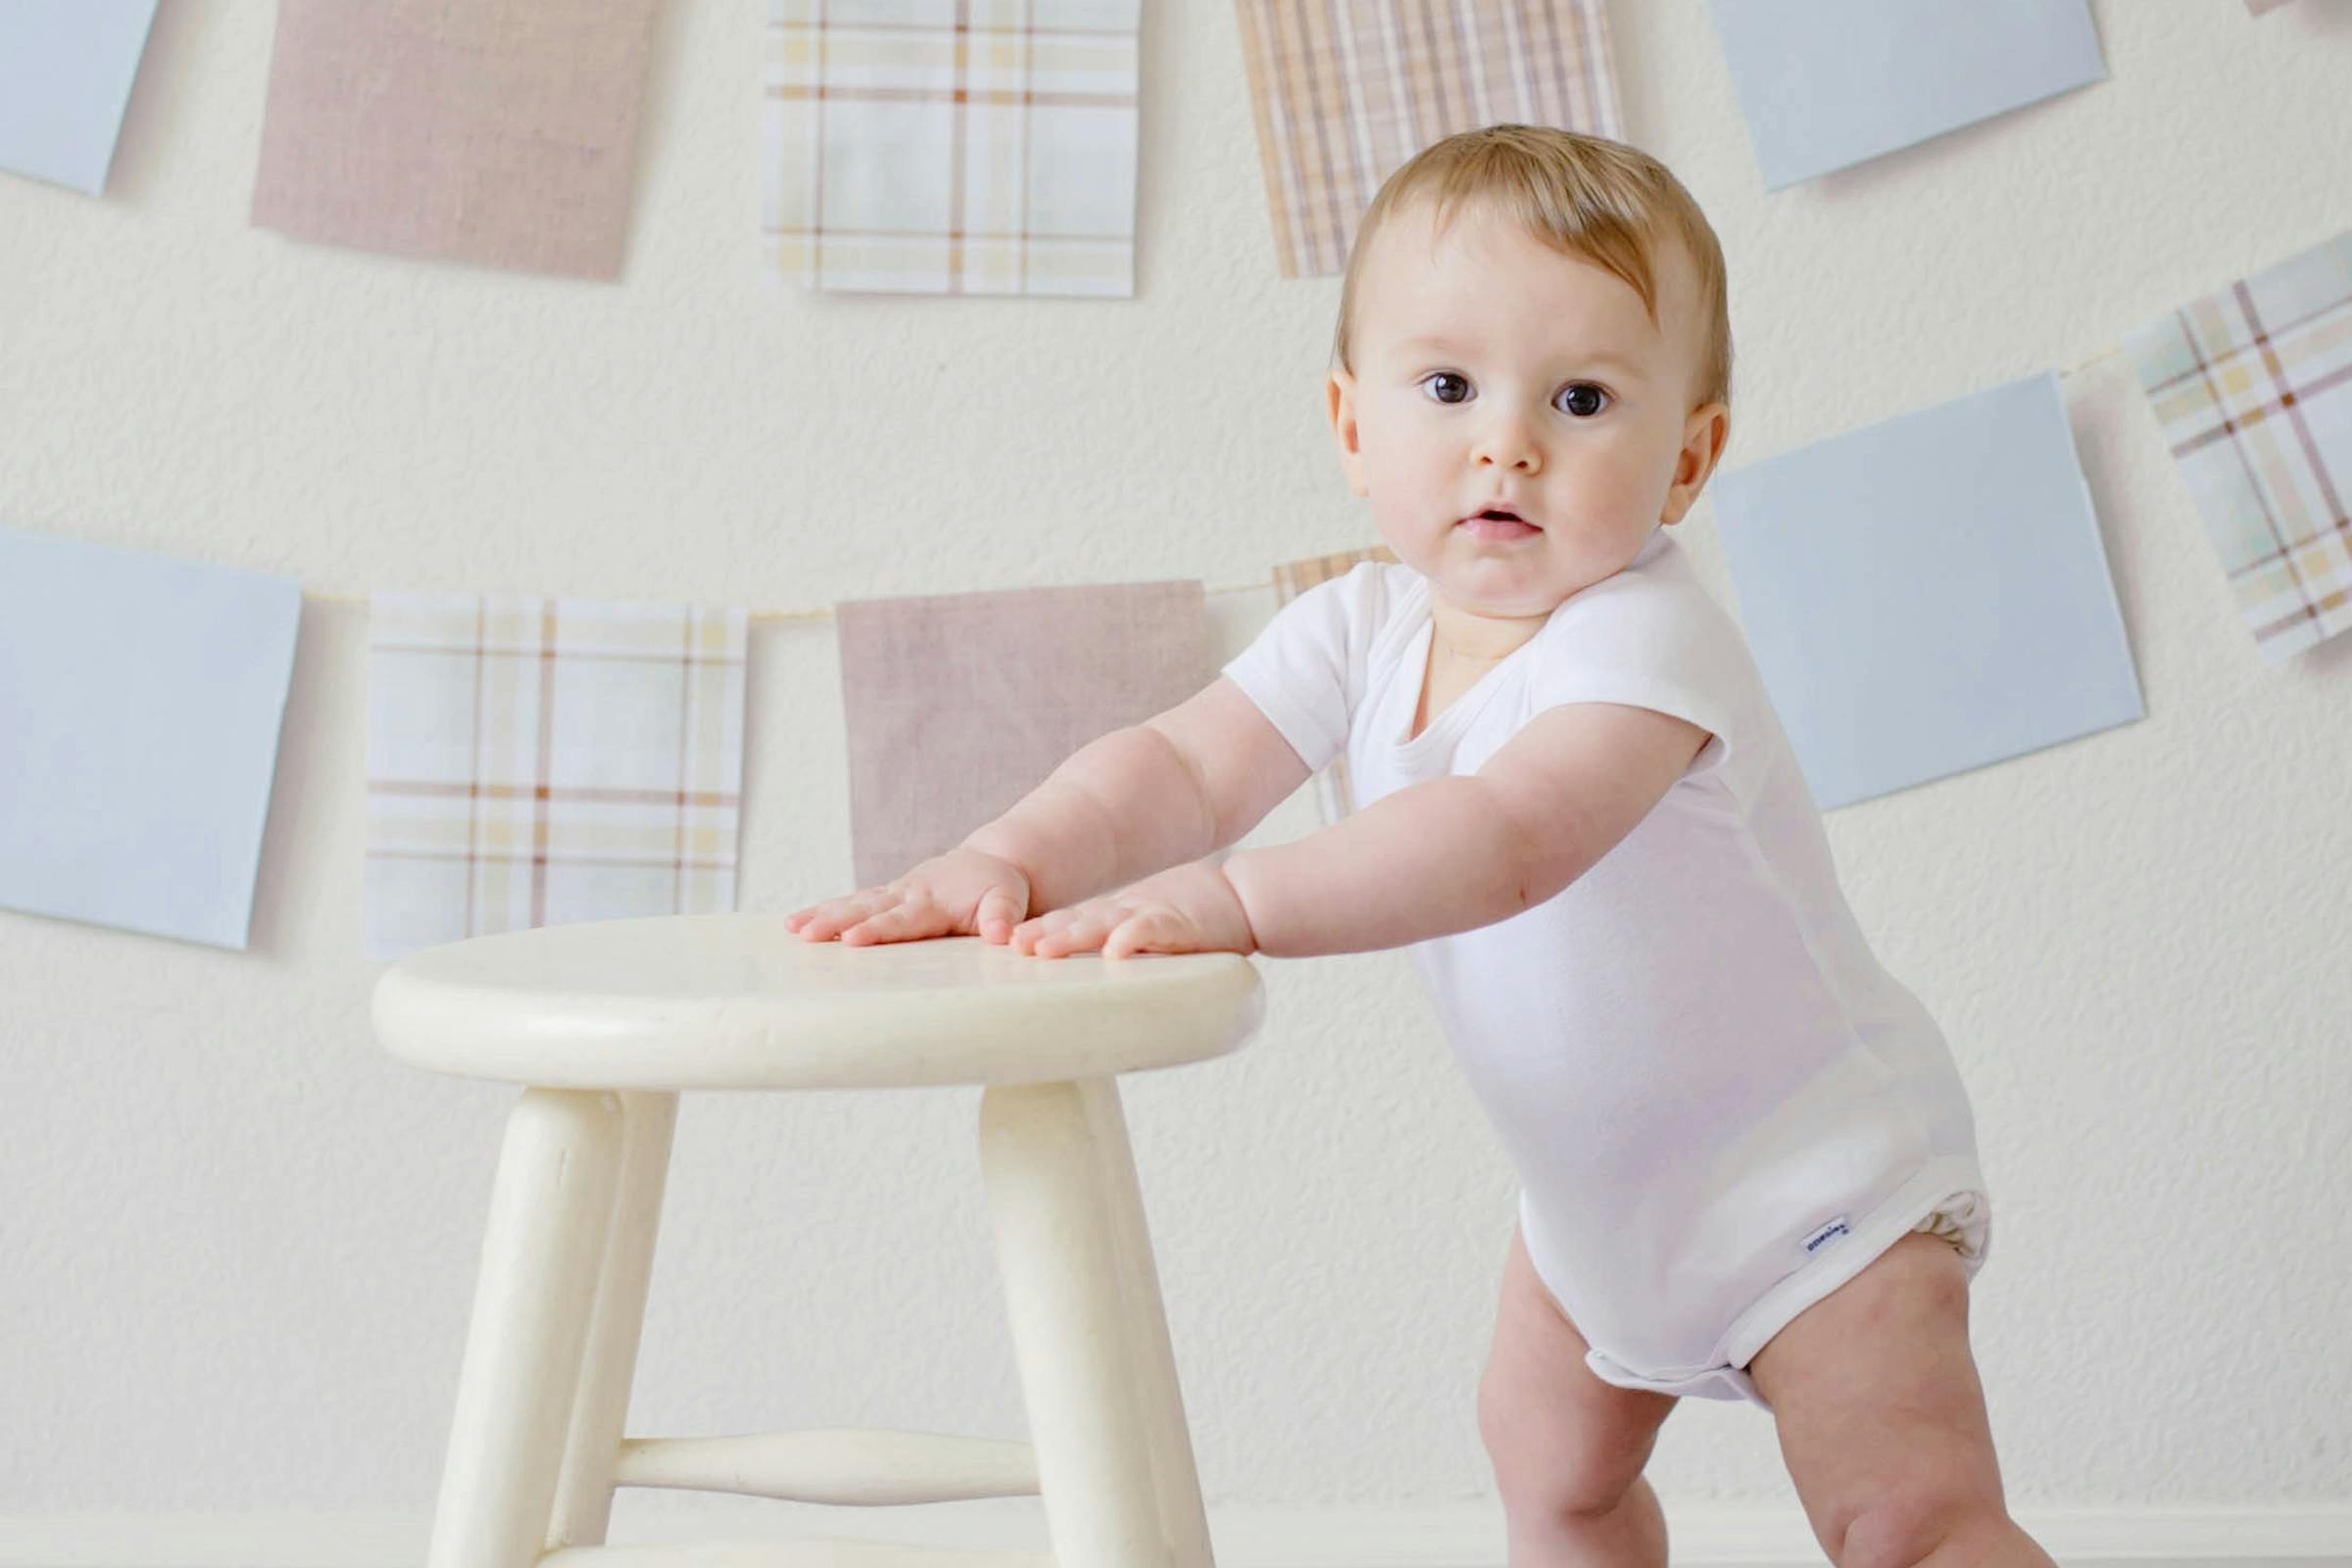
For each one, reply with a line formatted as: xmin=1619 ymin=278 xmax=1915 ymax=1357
xmin=3 ymin=0 xmax=2350 ymax=1542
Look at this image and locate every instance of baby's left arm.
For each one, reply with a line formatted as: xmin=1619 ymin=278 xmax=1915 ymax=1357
xmin=1226 ymin=701 xmax=1708 ymax=956
xmin=1009 ymin=701 xmax=1707 ymax=959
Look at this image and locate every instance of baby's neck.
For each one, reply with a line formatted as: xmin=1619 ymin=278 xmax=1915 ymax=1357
xmin=1428 ymin=593 xmax=1549 ymax=663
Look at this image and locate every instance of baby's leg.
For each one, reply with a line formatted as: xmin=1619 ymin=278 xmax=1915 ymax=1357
xmin=1478 ymin=1222 xmax=1680 ymax=1568
xmin=1747 ymin=1232 xmax=2054 ymax=1566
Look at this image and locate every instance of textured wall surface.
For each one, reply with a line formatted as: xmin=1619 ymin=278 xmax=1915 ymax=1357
xmin=3 ymin=0 xmax=2349 ymax=1523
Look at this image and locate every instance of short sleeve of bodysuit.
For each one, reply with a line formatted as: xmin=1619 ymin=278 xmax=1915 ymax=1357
xmin=1520 ymin=553 xmax=1756 ymax=792
xmin=1216 ymin=561 xmax=1388 ymax=774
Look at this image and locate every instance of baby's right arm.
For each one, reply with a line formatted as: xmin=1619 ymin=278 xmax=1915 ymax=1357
xmin=786 ymin=676 xmax=1311 ymax=946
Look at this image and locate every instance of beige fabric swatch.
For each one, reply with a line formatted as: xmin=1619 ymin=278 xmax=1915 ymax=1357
xmin=836 ymin=580 xmax=1210 ymax=889
xmin=1233 ymin=0 xmax=1623 ymax=278
xmin=251 ymin=0 xmax=660 ymax=280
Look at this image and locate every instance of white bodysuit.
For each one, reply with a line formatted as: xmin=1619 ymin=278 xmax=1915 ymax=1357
xmin=1220 ymin=527 xmax=1990 ymax=1409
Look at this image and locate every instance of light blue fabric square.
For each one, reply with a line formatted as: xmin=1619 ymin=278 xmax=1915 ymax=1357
xmin=1706 ymin=0 xmax=2106 ymax=190
xmin=0 ymin=0 xmax=161 ymax=195
xmin=0 ymin=525 xmax=302 ymax=948
xmin=1711 ymin=372 xmax=2143 ymax=809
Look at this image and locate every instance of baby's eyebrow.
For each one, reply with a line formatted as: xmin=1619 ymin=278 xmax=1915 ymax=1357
xmin=1393 ymin=334 xmax=1642 ymax=375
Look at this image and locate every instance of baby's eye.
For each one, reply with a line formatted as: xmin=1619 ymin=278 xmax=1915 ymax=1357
xmin=1419 ymin=370 xmax=1473 ymax=405
xmin=1556 ymin=382 xmax=1610 ymax=417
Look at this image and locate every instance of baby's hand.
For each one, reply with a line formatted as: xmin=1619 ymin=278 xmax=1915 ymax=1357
xmin=1009 ymin=860 xmax=1256 ymax=961
xmin=785 ymin=847 xmax=1032 ymax=947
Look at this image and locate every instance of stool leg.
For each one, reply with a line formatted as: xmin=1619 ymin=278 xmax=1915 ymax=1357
xmin=1077 ymin=1077 xmax=1215 ymax=1568
xmin=979 ymin=1079 xmax=1168 ymax=1568
xmin=426 ymin=1087 xmax=626 ymax=1568
xmin=549 ymin=1090 xmax=679 ymax=1547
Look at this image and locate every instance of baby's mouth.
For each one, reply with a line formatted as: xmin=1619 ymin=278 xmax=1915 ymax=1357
xmin=1459 ymin=507 xmax=1542 ymax=539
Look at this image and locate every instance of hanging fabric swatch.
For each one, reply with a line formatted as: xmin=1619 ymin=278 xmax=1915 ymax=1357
xmin=366 ymin=595 xmax=749 ymax=960
xmin=0 ymin=0 xmax=160 ymax=195
xmin=1710 ymin=372 xmax=2142 ymax=809
xmin=1233 ymin=0 xmax=1622 ymax=278
xmin=2126 ymin=229 xmax=2352 ymax=664
xmin=1705 ymin=0 xmax=2105 ymax=191
xmin=764 ymin=0 xmax=1142 ymax=296
xmin=0 ymin=525 xmax=301 ymax=949
xmin=835 ymin=581 xmax=1209 ymax=888
xmin=1271 ymin=545 xmax=1397 ymax=823
xmin=251 ymin=0 xmax=661 ymax=280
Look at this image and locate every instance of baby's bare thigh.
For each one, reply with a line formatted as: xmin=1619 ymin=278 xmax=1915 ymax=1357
xmin=1476 ymin=1223 xmax=1679 ymax=1514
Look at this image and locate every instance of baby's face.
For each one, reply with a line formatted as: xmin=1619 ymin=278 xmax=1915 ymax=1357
xmin=1328 ymin=198 xmax=1727 ymax=618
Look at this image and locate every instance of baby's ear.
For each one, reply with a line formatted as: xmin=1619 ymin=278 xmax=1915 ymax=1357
xmin=1660 ymin=400 xmax=1731 ymax=525
xmin=1326 ymin=369 xmax=1369 ymax=497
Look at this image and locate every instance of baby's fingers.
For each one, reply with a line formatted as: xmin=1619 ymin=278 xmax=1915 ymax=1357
xmin=1021 ymin=906 xmax=1118 ymax=958
xmin=1103 ymin=911 xmax=1187 ymax=960
xmin=839 ymin=899 xmax=950 ymax=946
xmin=791 ymin=889 xmax=895 ymax=941
xmin=1009 ymin=906 xmax=1081 ymax=955
xmin=976 ymin=887 xmax=1025 ymax=944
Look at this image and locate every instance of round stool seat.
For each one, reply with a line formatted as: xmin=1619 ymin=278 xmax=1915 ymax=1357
xmin=370 ymin=911 xmax=1263 ymax=1091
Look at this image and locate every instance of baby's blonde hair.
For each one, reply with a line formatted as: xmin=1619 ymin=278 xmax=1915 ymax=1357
xmin=1333 ymin=124 xmax=1733 ymax=411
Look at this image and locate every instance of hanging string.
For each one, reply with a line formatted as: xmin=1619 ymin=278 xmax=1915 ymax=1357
xmin=303 ymin=573 xmax=1284 ymax=619
xmin=2054 ymin=341 xmax=2127 ymax=380
xmin=297 ymin=342 xmax=2134 ymax=622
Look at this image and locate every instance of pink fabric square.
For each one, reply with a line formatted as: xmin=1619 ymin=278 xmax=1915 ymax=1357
xmin=251 ymin=0 xmax=658 ymax=279
xmin=835 ymin=581 xmax=1210 ymax=889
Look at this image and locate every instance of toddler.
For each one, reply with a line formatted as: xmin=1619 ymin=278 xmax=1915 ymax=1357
xmin=788 ymin=125 xmax=2053 ymax=1568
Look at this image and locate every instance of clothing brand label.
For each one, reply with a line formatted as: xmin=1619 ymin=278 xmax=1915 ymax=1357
xmin=1801 ymin=1215 xmax=1851 ymax=1254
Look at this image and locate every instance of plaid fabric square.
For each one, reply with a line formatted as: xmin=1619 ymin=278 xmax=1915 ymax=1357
xmin=1234 ymin=0 xmax=1622 ymax=278
xmin=366 ymin=595 xmax=749 ymax=959
xmin=251 ymin=0 xmax=660 ymax=280
xmin=763 ymin=0 xmax=1142 ymax=296
xmin=835 ymin=580 xmax=1209 ymax=888
xmin=2125 ymin=229 xmax=2352 ymax=664
xmin=1271 ymin=545 xmax=1396 ymax=823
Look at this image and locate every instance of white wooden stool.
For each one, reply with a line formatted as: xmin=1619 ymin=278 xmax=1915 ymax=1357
xmin=370 ymin=912 xmax=1263 ymax=1568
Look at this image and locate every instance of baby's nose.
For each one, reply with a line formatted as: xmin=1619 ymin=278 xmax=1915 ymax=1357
xmin=1475 ymin=442 xmax=1542 ymax=471
xmin=1472 ymin=417 xmax=1544 ymax=471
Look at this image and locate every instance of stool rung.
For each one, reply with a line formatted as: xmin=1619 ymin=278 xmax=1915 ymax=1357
xmin=540 ymin=1537 xmax=1053 ymax=1568
xmin=612 ymin=1429 xmax=1041 ymax=1505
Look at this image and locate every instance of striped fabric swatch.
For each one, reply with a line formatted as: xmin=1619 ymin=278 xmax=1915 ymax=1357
xmin=836 ymin=581 xmax=1209 ymax=888
xmin=2125 ymin=229 xmax=2352 ymax=664
xmin=1232 ymin=0 xmax=1623 ymax=278
xmin=1272 ymin=545 xmax=1396 ymax=823
xmin=252 ymin=0 xmax=661 ymax=280
xmin=763 ymin=0 xmax=1142 ymax=296
xmin=366 ymin=596 xmax=749 ymax=960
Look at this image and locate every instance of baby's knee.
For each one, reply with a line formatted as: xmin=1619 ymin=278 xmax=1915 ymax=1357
xmin=1834 ymin=1490 xmax=2019 ymax=1568
xmin=1476 ymin=1369 xmax=1662 ymax=1520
